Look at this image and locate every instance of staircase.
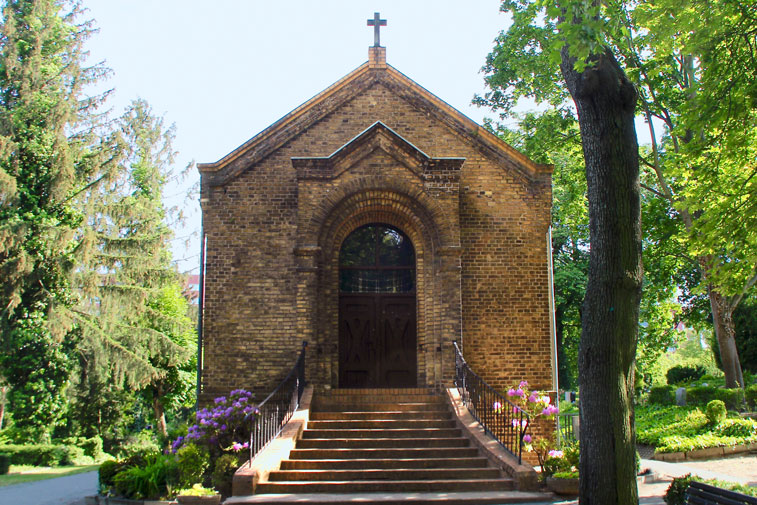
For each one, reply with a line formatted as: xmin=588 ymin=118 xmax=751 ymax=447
xmin=227 ymin=388 xmax=551 ymax=504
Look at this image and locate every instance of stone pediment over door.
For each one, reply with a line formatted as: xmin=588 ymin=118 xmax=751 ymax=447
xmin=292 ymin=121 xmax=464 ymax=182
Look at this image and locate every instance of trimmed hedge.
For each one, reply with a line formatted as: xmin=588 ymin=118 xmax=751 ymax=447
xmin=746 ymin=384 xmax=757 ymax=411
xmin=649 ymin=385 xmax=676 ymax=405
xmin=0 ymin=444 xmax=89 ymax=466
xmin=667 ymin=365 xmax=706 ymax=385
xmin=0 ymin=453 xmax=10 ymax=475
xmin=686 ymin=386 xmax=744 ymax=410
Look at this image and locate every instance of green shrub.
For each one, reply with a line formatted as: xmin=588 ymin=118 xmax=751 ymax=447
xmin=649 ymin=385 xmax=676 ymax=405
xmin=176 ymin=443 xmax=209 ymax=488
xmin=211 ymin=454 xmax=239 ymax=497
xmin=667 ymin=365 xmax=706 ymax=385
xmin=664 ymin=474 xmax=693 ymax=505
xmin=80 ymin=436 xmax=104 ymax=460
xmin=714 ymin=418 xmax=757 ymax=438
xmin=705 ymin=400 xmax=727 ymax=425
xmin=687 ymin=386 xmax=745 ymax=410
xmin=0 ymin=443 xmax=88 ymax=466
xmin=113 ymin=453 xmax=179 ymax=500
xmin=0 ymin=453 xmax=10 ymax=475
xmin=98 ymin=459 xmax=119 ymax=493
xmin=552 ymin=471 xmax=579 ymax=479
xmin=664 ymin=474 xmax=757 ymax=504
xmin=117 ymin=431 xmax=161 ymax=460
xmin=746 ymin=384 xmax=757 ymax=411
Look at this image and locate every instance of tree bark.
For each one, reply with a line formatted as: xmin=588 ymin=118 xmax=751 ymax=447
xmin=560 ymin=48 xmax=642 ymax=505
xmin=709 ymin=289 xmax=744 ymax=388
xmin=152 ymin=388 xmax=168 ymax=439
xmin=0 ymin=385 xmax=6 ymax=430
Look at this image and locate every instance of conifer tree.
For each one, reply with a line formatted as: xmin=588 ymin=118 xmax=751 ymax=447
xmin=0 ymin=0 xmax=103 ymax=437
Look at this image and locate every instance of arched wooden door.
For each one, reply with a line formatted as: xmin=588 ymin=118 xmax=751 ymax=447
xmin=338 ymin=224 xmax=417 ymax=388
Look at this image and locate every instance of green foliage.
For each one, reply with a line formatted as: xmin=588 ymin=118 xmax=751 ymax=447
xmin=635 ymin=405 xmax=757 ymax=453
xmin=176 ymin=483 xmax=218 ymax=496
xmin=664 ymin=474 xmax=757 ymax=504
xmin=176 ymin=443 xmax=209 ymax=489
xmin=664 ymin=474 xmax=693 ymax=505
xmin=667 ymin=365 xmax=706 ymax=385
xmin=705 ymin=400 xmax=727 ymax=425
xmin=686 ymin=386 xmax=745 ymax=410
xmin=649 ymin=386 xmax=676 ymax=406
xmin=112 ymin=453 xmax=179 ymax=500
xmin=98 ymin=459 xmax=119 ymax=493
xmin=714 ymin=419 xmax=757 ymax=438
xmin=746 ymin=385 xmax=757 ymax=411
xmin=0 ymin=443 xmax=89 ymax=466
xmin=117 ymin=430 xmax=161 ymax=460
xmin=733 ymin=298 xmax=757 ymax=374
xmin=210 ymin=454 xmax=239 ymax=497
xmin=0 ymin=453 xmax=10 ymax=475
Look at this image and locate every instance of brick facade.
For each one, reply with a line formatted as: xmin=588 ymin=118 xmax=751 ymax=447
xmin=197 ymin=48 xmax=554 ymax=403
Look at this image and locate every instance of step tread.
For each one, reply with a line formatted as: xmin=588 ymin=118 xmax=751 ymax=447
xmin=226 ymin=491 xmax=553 ymax=505
xmin=255 ymin=479 xmax=515 ymax=493
xmin=280 ymin=457 xmax=490 ymax=469
xmin=268 ymin=468 xmax=502 ymax=481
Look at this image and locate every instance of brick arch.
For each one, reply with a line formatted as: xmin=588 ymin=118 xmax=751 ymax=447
xmin=301 ymin=175 xmax=457 ymax=252
xmin=310 ymin=182 xmax=456 ymax=389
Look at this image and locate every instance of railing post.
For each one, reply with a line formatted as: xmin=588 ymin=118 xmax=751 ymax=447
xmin=298 ymin=340 xmax=307 ymax=401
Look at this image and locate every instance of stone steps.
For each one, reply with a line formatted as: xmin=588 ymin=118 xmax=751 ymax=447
xmin=246 ymin=388 xmax=524 ymax=500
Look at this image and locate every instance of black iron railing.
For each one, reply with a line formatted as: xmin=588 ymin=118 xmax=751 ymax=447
xmin=453 ymin=341 xmax=529 ymax=463
xmin=248 ymin=341 xmax=307 ymax=462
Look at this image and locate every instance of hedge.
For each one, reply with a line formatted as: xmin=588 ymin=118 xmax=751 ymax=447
xmin=0 ymin=444 xmax=90 ymax=467
xmin=746 ymin=384 xmax=757 ymax=411
xmin=685 ymin=386 xmax=745 ymax=410
xmin=649 ymin=385 xmax=676 ymax=405
xmin=0 ymin=453 xmax=10 ymax=475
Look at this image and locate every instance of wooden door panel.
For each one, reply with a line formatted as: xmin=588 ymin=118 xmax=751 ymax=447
xmin=380 ymin=296 xmax=417 ymax=387
xmin=339 ymin=296 xmax=376 ymax=388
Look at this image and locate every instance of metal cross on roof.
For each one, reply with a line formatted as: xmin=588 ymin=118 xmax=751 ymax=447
xmin=367 ymin=12 xmax=387 ymax=47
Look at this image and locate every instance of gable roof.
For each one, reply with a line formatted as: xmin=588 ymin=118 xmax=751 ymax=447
xmin=198 ymin=48 xmax=552 ymax=188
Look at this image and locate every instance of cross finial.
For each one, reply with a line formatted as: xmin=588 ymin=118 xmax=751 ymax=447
xmin=367 ymin=12 xmax=387 ymax=47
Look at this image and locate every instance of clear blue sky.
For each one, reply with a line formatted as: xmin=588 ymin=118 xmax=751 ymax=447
xmin=83 ymin=1 xmax=512 ymax=273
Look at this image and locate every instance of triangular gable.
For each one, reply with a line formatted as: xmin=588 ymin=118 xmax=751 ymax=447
xmin=292 ymin=121 xmax=464 ymax=180
xmin=198 ymin=51 xmax=552 ymax=188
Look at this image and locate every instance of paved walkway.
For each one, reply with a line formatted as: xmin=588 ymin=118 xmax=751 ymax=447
xmin=0 ymin=470 xmax=98 ymax=505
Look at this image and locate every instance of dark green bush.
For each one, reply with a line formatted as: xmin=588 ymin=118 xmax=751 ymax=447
xmin=649 ymin=385 xmax=676 ymax=405
xmin=687 ymin=386 xmax=744 ymax=410
xmin=664 ymin=474 xmax=693 ymax=505
xmin=80 ymin=436 xmax=103 ymax=460
xmin=176 ymin=443 xmax=209 ymax=488
xmin=98 ymin=460 xmax=119 ymax=493
xmin=667 ymin=365 xmax=706 ymax=385
xmin=0 ymin=453 xmax=10 ymax=475
xmin=705 ymin=400 xmax=727 ymax=425
xmin=746 ymin=384 xmax=757 ymax=411
xmin=211 ymin=454 xmax=239 ymax=497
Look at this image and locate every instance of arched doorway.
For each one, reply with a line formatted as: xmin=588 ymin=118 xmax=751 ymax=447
xmin=338 ymin=224 xmax=417 ymax=388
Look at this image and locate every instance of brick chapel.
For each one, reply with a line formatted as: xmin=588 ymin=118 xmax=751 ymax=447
xmin=197 ymin=36 xmax=556 ymax=402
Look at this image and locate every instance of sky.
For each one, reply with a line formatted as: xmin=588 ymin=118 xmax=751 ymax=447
xmin=82 ymin=1 xmax=514 ymax=274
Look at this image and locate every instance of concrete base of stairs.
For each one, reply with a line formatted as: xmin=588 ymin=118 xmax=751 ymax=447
xmin=224 ymin=490 xmax=555 ymax=504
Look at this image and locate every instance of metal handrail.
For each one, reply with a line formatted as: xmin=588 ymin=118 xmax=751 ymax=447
xmin=453 ymin=341 xmax=530 ymax=463
xmin=247 ymin=341 xmax=307 ymax=462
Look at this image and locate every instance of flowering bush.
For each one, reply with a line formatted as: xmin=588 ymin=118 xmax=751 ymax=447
xmin=172 ymin=389 xmax=257 ymax=458
xmin=501 ymin=380 xmax=562 ymax=480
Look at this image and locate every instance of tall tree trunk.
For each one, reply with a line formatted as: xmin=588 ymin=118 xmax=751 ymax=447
xmin=709 ymin=289 xmax=744 ymax=388
xmin=152 ymin=388 xmax=168 ymax=439
xmin=0 ymin=385 xmax=6 ymax=430
xmin=560 ymin=48 xmax=642 ymax=505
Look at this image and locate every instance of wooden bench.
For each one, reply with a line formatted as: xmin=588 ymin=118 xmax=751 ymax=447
xmin=686 ymin=481 xmax=757 ymax=505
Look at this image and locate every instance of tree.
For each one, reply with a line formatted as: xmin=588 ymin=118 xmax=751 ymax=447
xmin=0 ymin=0 xmax=103 ymax=437
xmin=66 ymin=98 xmax=191 ymax=407
xmin=480 ymin=1 xmax=643 ymax=502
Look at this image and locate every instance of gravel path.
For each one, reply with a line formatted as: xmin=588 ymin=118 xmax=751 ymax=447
xmin=0 ymin=470 xmax=98 ymax=505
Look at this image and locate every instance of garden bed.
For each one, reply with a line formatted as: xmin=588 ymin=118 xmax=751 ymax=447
xmin=636 ymin=405 xmax=757 ymax=454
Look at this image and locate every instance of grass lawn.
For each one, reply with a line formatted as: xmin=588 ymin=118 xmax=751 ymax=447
xmin=0 ymin=464 xmax=99 ymax=487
